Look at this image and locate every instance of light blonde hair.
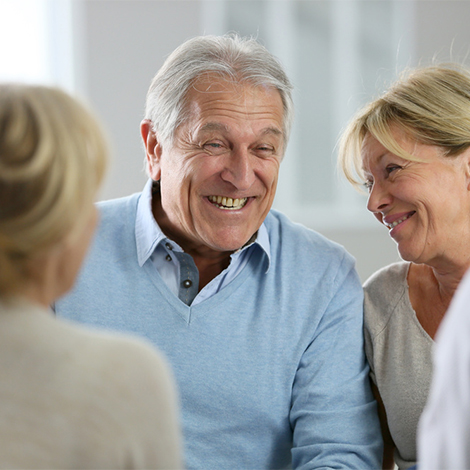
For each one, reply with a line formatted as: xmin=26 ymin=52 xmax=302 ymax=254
xmin=338 ymin=64 xmax=470 ymax=188
xmin=0 ymin=84 xmax=108 ymax=296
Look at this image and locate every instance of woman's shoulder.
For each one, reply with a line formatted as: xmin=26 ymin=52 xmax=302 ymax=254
xmin=57 ymin=317 xmax=173 ymax=386
xmin=16 ymin=309 xmax=181 ymax=468
xmin=0 ymin=300 xmax=178 ymax=430
xmin=363 ymin=261 xmax=410 ymax=336
xmin=364 ymin=261 xmax=409 ymax=293
xmin=58 ymin=319 xmax=182 ymax=464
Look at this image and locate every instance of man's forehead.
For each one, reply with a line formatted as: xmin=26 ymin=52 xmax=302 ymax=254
xmin=187 ymin=74 xmax=282 ymax=106
xmin=177 ymin=75 xmax=285 ymax=145
xmin=190 ymin=72 xmax=276 ymax=92
xmin=191 ymin=74 xmax=240 ymax=93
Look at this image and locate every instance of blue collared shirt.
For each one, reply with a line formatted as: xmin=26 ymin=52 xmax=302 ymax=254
xmin=135 ymin=179 xmax=271 ymax=306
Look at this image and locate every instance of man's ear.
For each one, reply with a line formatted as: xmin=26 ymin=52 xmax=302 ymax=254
xmin=141 ymin=119 xmax=162 ymax=181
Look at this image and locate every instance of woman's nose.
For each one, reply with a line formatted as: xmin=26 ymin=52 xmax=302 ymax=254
xmin=366 ymin=181 xmax=392 ymax=214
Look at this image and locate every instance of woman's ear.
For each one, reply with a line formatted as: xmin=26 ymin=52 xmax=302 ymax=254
xmin=141 ymin=119 xmax=162 ymax=181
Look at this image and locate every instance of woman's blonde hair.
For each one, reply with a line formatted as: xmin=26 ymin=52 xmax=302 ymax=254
xmin=338 ymin=64 xmax=470 ymax=188
xmin=0 ymin=84 xmax=108 ymax=295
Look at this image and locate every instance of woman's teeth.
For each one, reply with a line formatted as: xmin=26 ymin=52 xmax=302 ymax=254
xmin=208 ymin=195 xmax=248 ymax=210
xmin=388 ymin=212 xmax=415 ymax=229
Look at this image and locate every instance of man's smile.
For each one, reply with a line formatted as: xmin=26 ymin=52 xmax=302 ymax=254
xmin=208 ymin=195 xmax=248 ymax=210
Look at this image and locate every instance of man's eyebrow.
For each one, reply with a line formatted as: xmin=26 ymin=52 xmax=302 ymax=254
xmin=198 ymin=122 xmax=283 ymax=138
xmin=260 ymin=127 xmax=283 ymax=137
xmin=198 ymin=122 xmax=230 ymax=134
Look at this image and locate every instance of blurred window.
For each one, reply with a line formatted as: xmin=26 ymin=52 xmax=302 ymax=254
xmin=0 ymin=0 xmax=75 ymax=90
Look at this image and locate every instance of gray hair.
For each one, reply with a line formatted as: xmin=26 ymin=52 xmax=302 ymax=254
xmin=144 ymin=34 xmax=294 ymax=151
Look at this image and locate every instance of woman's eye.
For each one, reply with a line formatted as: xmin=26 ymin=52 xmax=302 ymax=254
xmin=363 ymin=180 xmax=373 ymax=192
xmin=385 ymin=164 xmax=402 ymax=175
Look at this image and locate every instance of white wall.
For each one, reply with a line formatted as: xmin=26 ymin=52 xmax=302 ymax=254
xmin=71 ymin=0 xmax=470 ymax=282
xmin=75 ymin=0 xmax=203 ymax=201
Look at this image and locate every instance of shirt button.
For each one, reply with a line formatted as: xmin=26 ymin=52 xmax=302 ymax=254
xmin=166 ymin=254 xmax=172 ymax=262
xmin=182 ymin=280 xmax=192 ymax=288
xmin=165 ymin=242 xmax=173 ymax=250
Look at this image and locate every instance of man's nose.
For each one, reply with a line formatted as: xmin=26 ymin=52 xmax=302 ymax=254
xmin=220 ymin=148 xmax=256 ymax=190
xmin=366 ymin=181 xmax=392 ymax=214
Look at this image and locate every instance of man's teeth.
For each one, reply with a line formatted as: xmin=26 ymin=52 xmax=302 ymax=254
xmin=208 ymin=195 xmax=248 ymax=210
xmin=388 ymin=213 xmax=413 ymax=228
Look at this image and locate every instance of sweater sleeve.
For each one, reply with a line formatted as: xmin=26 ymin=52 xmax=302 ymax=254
xmin=290 ymin=254 xmax=383 ymax=470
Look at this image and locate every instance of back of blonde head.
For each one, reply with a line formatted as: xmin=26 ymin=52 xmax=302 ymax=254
xmin=0 ymin=85 xmax=107 ymax=296
xmin=338 ymin=64 xmax=470 ymax=188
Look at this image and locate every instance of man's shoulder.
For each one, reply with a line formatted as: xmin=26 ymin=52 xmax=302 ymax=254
xmin=93 ymin=192 xmax=141 ymax=236
xmin=96 ymin=192 xmax=141 ymax=219
xmin=82 ymin=192 xmax=142 ymax=263
xmin=263 ymin=210 xmax=359 ymax=292
xmin=265 ymin=209 xmax=352 ymax=261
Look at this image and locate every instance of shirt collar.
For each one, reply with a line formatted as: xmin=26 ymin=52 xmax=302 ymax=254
xmin=232 ymin=221 xmax=271 ymax=272
xmin=135 ymin=178 xmax=271 ymax=270
xmin=135 ymin=179 xmax=167 ymax=267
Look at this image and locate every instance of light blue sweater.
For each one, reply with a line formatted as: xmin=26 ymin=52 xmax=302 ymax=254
xmin=56 ymin=192 xmax=382 ymax=470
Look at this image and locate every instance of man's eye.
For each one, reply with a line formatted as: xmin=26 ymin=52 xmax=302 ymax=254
xmin=203 ymin=142 xmax=226 ymax=154
xmin=256 ymin=145 xmax=275 ymax=155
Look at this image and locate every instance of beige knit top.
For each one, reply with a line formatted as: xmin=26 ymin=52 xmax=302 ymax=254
xmin=0 ymin=299 xmax=182 ymax=469
xmin=364 ymin=262 xmax=433 ymax=470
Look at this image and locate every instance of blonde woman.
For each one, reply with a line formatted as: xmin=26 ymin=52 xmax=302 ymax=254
xmin=0 ymin=84 xmax=182 ymax=469
xmin=338 ymin=64 xmax=470 ymax=470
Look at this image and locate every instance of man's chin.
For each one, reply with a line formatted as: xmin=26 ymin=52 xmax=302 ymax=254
xmin=205 ymin=233 xmax=257 ymax=254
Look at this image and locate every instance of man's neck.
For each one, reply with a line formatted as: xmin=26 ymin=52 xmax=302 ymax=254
xmin=191 ymin=252 xmax=232 ymax=291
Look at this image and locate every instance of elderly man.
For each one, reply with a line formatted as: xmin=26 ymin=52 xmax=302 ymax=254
xmin=56 ymin=35 xmax=381 ymax=469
